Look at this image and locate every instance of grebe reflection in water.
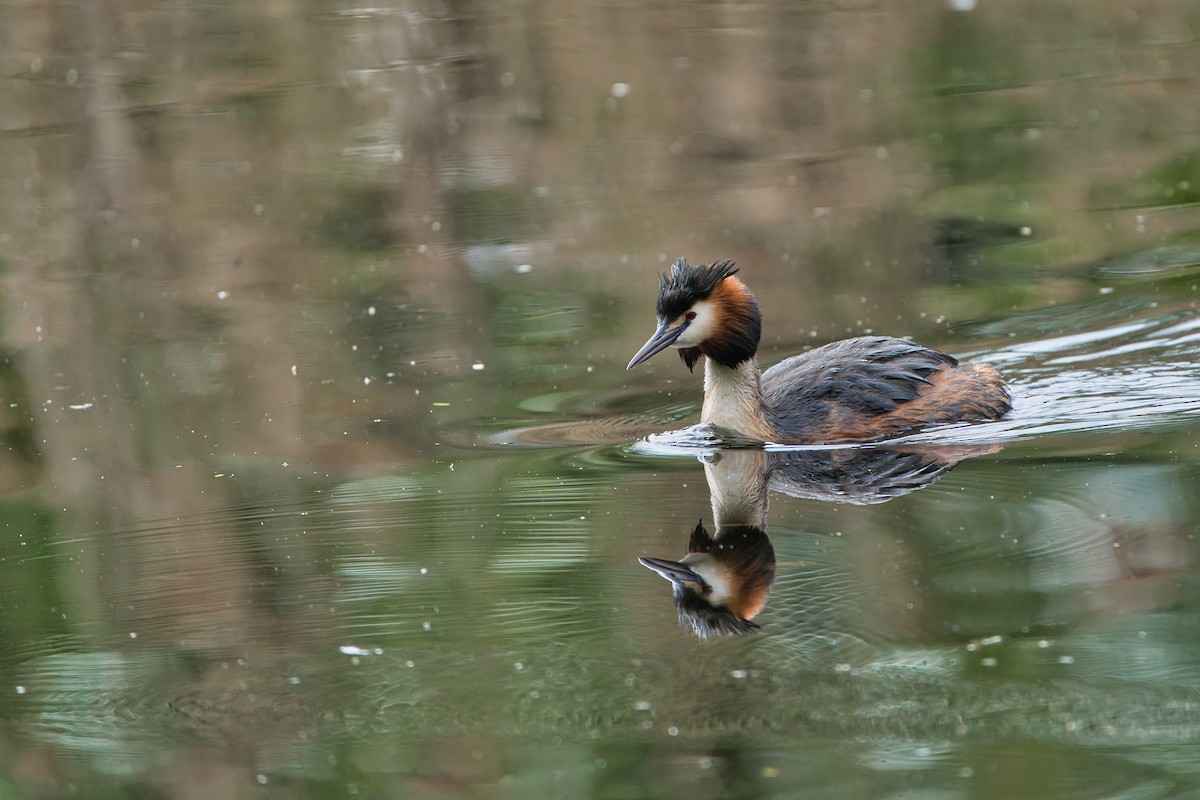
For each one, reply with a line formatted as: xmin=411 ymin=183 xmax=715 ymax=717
xmin=639 ymin=446 xmax=981 ymax=639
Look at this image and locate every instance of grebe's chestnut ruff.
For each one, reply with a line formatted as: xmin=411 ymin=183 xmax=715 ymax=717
xmin=627 ymin=259 xmax=1010 ymax=443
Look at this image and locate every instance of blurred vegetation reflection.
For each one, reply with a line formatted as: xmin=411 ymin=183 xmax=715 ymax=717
xmin=1 ymin=0 xmax=1200 ymax=797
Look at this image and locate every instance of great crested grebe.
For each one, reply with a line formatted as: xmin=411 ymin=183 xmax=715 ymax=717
xmin=627 ymin=258 xmax=1010 ymax=443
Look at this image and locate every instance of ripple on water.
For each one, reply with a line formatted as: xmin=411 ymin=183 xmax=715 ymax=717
xmin=896 ymin=311 xmax=1200 ymax=447
xmin=477 ymin=387 xmax=697 ymax=447
xmin=478 ymin=307 xmax=1200 ymax=454
xmin=1091 ymin=243 xmax=1200 ymax=280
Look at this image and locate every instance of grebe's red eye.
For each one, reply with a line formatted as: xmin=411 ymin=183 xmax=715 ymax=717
xmin=685 ymin=311 xmax=697 ymax=321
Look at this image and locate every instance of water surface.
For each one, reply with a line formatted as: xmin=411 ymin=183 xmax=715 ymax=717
xmin=3 ymin=1 xmax=1200 ymax=797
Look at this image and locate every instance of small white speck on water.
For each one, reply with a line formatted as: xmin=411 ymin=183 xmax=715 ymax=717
xmin=216 ymin=290 xmax=229 ymax=300
xmin=611 ymin=82 xmax=631 ymax=98
xmin=290 ymin=365 xmax=298 ymax=376
xmin=472 ymin=362 xmax=485 ymax=371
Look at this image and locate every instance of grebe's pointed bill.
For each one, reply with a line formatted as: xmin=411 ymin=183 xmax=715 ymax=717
xmin=638 ymin=556 xmax=707 ymax=588
xmin=627 ymin=320 xmax=688 ymax=370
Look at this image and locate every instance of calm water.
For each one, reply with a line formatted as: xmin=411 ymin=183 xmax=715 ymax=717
xmin=3 ymin=1 xmax=1200 ymax=797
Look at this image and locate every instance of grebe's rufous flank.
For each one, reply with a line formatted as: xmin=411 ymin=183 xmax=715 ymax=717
xmin=627 ymin=258 xmax=1011 ymax=443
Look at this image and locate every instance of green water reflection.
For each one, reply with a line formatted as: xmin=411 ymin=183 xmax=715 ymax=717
xmin=2 ymin=0 xmax=1200 ymax=797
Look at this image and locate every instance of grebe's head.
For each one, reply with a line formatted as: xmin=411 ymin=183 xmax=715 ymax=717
xmin=627 ymin=258 xmax=762 ymax=372
xmin=638 ymin=520 xmax=776 ymax=640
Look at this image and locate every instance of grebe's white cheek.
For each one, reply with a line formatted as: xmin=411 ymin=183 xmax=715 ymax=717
xmin=683 ymin=553 xmax=732 ymax=606
xmin=671 ymin=300 xmax=715 ymax=348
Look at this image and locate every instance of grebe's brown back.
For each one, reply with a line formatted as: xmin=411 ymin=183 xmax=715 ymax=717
xmin=626 ymin=259 xmax=1010 ymax=443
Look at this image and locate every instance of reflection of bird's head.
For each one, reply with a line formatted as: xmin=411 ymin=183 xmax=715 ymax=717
xmin=639 ymin=520 xmax=776 ymax=639
xmin=626 ymin=258 xmax=762 ymax=372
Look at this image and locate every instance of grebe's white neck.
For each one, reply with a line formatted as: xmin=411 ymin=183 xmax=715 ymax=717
xmin=701 ymin=357 xmax=774 ymax=441
xmin=703 ymin=449 xmax=771 ymax=529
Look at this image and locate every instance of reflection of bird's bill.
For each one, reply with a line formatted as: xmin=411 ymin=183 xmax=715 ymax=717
xmin=637 ymin=556 xmax=706 ymax=588
xmin=627 ymin=320 xmax=686 ymax=369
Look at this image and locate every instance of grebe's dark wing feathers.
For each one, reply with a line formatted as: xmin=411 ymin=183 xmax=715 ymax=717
xmin=759 ymin=336 xmax=984 ymax=440
xmin=763 ymin=336 xmax=958 ymax=414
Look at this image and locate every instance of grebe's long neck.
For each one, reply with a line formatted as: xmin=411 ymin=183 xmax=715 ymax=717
xmin=703 ymin=449 xmax=771 ymax=529
xmin=701 ymin=356 xmax=775 ymax=441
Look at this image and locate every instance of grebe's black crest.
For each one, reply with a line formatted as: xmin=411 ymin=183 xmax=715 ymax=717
xmin=663 ymin=258 xmax=761 ymax=371
xmin=656 ymin=258 xmax=739 ymax=320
